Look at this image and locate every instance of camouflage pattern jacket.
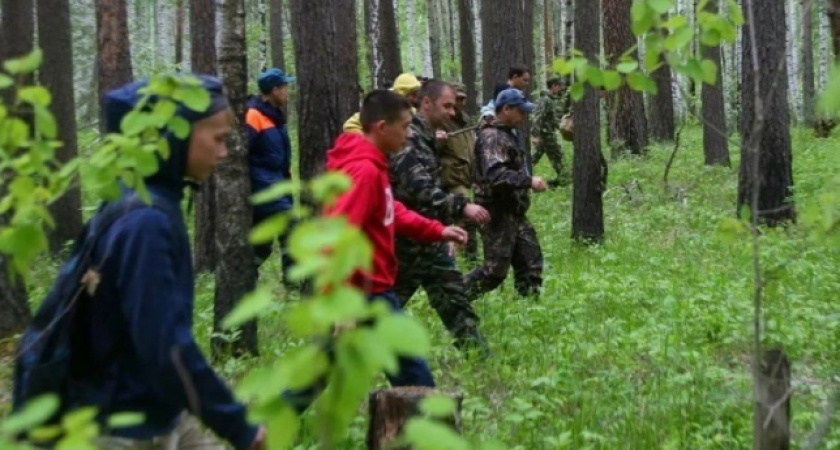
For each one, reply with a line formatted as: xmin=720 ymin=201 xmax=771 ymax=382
xmin=473 ymin=121 xmax=532 ymax=216
xmin=440 ymin=109 xmax=476 ymax=190
xmin=389 ymin=114 xmax=468 ymax=226
xmin=530 ymin=90 xmax=570 ymax=139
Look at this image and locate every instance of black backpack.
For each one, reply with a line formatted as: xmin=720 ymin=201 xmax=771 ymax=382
xmin=11 ymin=194 xmax=155 ymax=426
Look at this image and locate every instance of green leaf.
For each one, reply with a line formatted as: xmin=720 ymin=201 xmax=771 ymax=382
xmin=167 ymin=116 xmax=191 ymax=139
xmin=0 ymin=224 xmax=47 ymax=265
xmin=701 ymin=59 xmax=718 ymax=85
xmin=106 ymin=412 xmax=145 ymax=429
xmin=626 ymin=72 xmax=658 ymax=93
xmin=0 ymin=394 xmax=59 ymax=435
xmin=602 ymin=70 xmax=622 ymax=91
xmin=631 ymin=2 xmax=655 ymax=36
xmin=376 ymin=313 xmax=430 ymax=358
xmin=685 ymin=59 xmax=705 ymax=85
xmin=616 ymin=60 xmax=639 ymax=74
xmin=3 ymin=48 xmax=43 ymax=75
xmin=61 ymin=407 xmax=97 ymax=430
xmin=250 ymin=180 xmax=300 ymax=205
xmin=34 ymin=106 xmax=57 ymax=139
xmin=664 ymin=27 xmax=693 ymax=50
xmin=248 ymin=213 xmax=289 ymax=244
xmin=0 ymin=73 xmax=12 ymax=89
xmin=553 ymin=58 xmax=574 ymax=76
xmin=661 ymin=15 xmax=687 ymax=30
xmin=701 ymin=28 xmax=722 ymax=46
xmin=311 ymin=171 xmax=353 ymax=203
xmin=586 ymin=67 xmax=604 ymax=87
xmin=152 ymin=99 xmax=178 ymax=123
xmin=570 ymin=83 xmax=584 ymax=101
xmin=648 ymin=0 xmax=673 ymax=14
xmin=120 ymin=111 xmax=152 ymax=136
xmin=266 ymin=402 xmax=300 ymax=450
xmin=419 ymin=395 xmax=457 ymax=418
xmin=28 ymin=425 xmax=63 ymax=442
xmin=728 ymin=0 xmax=744 ymax=25
xmin=222 ymin=287 xmax=274 ymax=329
xmin=17 ymin=86 xmax=51 ymax=106
xmin=174 ymin=85 xmax=211 ymax=112
xmin=402 ymin=419 xmax=471 ymax=450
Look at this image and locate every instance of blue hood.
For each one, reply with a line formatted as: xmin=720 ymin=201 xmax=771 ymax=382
xmin=102 ymin=75 xmax=230 ymax=198
xmin=246 ymin=95 xmax=286 ymax=126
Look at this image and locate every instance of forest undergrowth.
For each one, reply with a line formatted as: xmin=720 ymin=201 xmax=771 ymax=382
xmin=4 ymin=125 xmax=840 ymax=449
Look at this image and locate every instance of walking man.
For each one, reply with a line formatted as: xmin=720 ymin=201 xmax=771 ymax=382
xmin=531 ymin=77 xmax=571 ymax=187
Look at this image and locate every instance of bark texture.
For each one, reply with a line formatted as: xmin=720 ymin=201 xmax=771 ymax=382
xmin=269 ymin=0 xmax=285 ymax=69
xmin=480 ymin=0 xmax=535 ymax=102
xmin=458 ymin=0 xmax=477 ymax=114
xmin=802 ymin=0 xmax=816 ymax=127
xmin=96 ymin=0 xmax=133 ymax=133
xmin=701 ymin=0 xmax=730 ymax=166
xmin=649 ymin=54 xmax=675 ymax=142
xmin=366 ymin=0 xmax=402 ymax=88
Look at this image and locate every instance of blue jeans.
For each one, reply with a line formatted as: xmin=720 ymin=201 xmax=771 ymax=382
xmin=283 ymin=290 xmax=435 ymax=413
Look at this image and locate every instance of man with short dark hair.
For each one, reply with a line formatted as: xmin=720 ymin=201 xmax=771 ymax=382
xmin=466 ymin=88 xmax=547 ymax=300
xmin=388 ymin=79 xmax=491 ymax=356
xmin=246 ymin=68 xmax=297 ymax=287
xmin=531 ymin=77 xmax=571 ymax=187
xmin=493 ymin=64 xmax=532 ymax=100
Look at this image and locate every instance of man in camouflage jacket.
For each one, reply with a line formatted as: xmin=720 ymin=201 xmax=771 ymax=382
xmin=389 ymin=80 xmax=491 ymax=355
xmin=466 ymin=88 xmax=547 ymax=300
xmin=531 ymin=77 xmax=571 ymax=187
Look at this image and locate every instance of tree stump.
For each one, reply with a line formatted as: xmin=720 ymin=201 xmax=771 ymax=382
xmin=366 ymin=386 xmax=463 ymax=450
xmin=754 ymin=348 xmax=791 ymax=450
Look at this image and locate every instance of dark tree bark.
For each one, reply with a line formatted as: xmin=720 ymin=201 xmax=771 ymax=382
xmin=95 ymin=0 xmax=133 ymax=133
xmin=290 ymin=0 xmax=358 ymax=181
xmin=701 ymin=0 xmax=730 ymax=166
xmin=737 ymin=0 xmax=796 ymax=225
xmin=572 ymin=0 xmax=606 ymax=244
xmin=0 ymin=0 xmax=34 ymax=339
xmin=815 ymin=0 xmax=840 ymax=137
xmin=458 ymin=0 xmax=477 ymax=114
xmin=428 ymin=0 xmax=441 ymax=78
xmin=269 ymin=0 xmax=285 ymax=69
xmin=802 ymin=0 xmax=816 ymax=127
xmin=544 ymin=0 xmax=554 ymax=70
xmin=175 ymin=0 xmax=184 ymax=67
xmin=649 ymin=54 xmax=675 ymax=141
xmin=481 ymin=0 xmax=535 ymax=102
xmin=191 ymin=0 xmax=218 ymax=273
xmin=603 ymin=0 xmax=648 ymax=154
xmin=214 ymin=0 xmax=258 ymax=357
xmin=39 ymin=0 xmax=84 ymax=252
xmin=365 ymin=0 xmax=403 ymax=88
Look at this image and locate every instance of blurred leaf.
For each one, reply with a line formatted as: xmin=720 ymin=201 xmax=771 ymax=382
xmin=0 ymin=74 xmax=12 ymax=89
xmin=728 ymin=0 xmax=744 ymax=25
xmin=661 ymin=15 xmax=687 ymax=29
xmin=376 ymin=313 xmax=430 ymax=358
xmin=616 ymin=61 xmax=639 ymax=74
xmin=570 ymin=83 xmax=584 ymax=101
xmin=626 ymin=72 xmax=658 ymax=93
xmin=419 ymin=395 xmax=457 ymax=418
xmin=61 ymin=407 xmax=97 ymax=431
xmin=222 ymin=287 xmax=274 ymax=329
xmin=250 ymin=180 xmax=299 ymax=205
xmin=402 ymin=418 xmax=470 ymax=450
xmin=602 ymin=71 xmax=622 ymax=91
xmin=701 ymin=59 xmax=718 ymax=85
xmin=664 ymin=27 xmax=693 ymax=50
xmin=248 ymin=213 xmax=289 ymax=245
xmin=34 ymin=106 xmax=57 ymax=139
xmin=0 ymin=394 xmax=59 ymax=435
xmin=17 ymin=86 xmax=52 ymax=106
xmin=106 ymin=412 xmax=145 ymax=429
xmin=266 ymin=402 xmax=300 ymax=450
xmin=648 ymin=0 xmax=673 ymax=14
xmin=174 ymin=85 xmax=211 ymax=112
xmin=167 ymin=116 xmax=191 ymax=140
xmin=3 ymin=48 xmax=43 ymax=75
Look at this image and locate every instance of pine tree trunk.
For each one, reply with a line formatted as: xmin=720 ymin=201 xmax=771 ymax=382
xmin=544 ymin=0 xmax=553 ymax=70
xmin=458 ymin=0 xmax=477 ymax=115
xmin=480 ymin=0 xmax=534 ymax=104
xmin=191 ymin=0 xmax=218 ymax=273
xmin=428 ymin=0 xmax=441 ymax=78
xmin=39 ymin=0 xmax=84 ymax=253
xmin=701 ymin=0 xmax=730 ymax=166
xmin=175 ymin=0 xmax=184 ymax=66
xmin=738 ymin=0 xmax=796 ymax=225
xmin=649 ymin=52 xmax=675 ymax=142
xmin=270 ymin=0 xmax=285 ymax=69
xmin=214 ymin=0 xmax=258 ymax=358
xmin=290 ymin=0 xmax=358 ymax=181
xmin=802 ymin=0 xmax=816 ymax=127
xmin=572 ymin=0 xmax=605 ymax=243
xmin=96 ymin=0 xmax=133 ymax=133
xmin=447 ymin=0 xmax=456 ymax=76
xmin=603 ymin=0 xmax=648 ymax=154
xmin=830 ymin=0 xmax=840 ymax=57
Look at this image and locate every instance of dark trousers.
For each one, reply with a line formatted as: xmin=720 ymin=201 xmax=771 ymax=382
xmin=253 ymin=213 xmax=296 ymax=285
xmin=282 ymin=290 xmax=435 ymax=413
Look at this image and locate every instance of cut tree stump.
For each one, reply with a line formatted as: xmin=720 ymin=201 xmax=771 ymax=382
xmin=366 ymin=386 xmax=463 ymax=450
xmin=754 ymin=348 xmax=791 ymax=450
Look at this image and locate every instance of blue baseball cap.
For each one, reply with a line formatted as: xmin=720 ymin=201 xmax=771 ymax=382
xmin=495 ymin=88 xmax=535 ymax=113
xmin=257 ymin=68 xmax=296 ymax=94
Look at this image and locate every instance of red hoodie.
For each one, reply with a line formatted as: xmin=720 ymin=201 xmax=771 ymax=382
xmin=325 ymin=132 xmax=446 ymax=294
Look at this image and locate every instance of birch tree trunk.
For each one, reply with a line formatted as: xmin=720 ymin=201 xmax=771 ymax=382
xmin=786 ymin=0 xmax=801 ymax=123
xmin=802 ymin=0 xmax=816 ymax=126
xmin=367 ymin=0 xmax=402 ymax=87
xmin=405 ymin=0 xmax=417 ymax=72
xmin=214 ymin=0 xmax=258 ymax=358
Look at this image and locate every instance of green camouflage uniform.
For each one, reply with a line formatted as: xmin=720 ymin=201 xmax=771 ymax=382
xmin=465 ymin=120 xmax=543 ymax=299
xmin=530 ymin=89 xmax=570 ymax=183
xmin=388 ymin=114 xmax=487 ymax=353
xmin=440 ymin=108 xmax=479 ymax=262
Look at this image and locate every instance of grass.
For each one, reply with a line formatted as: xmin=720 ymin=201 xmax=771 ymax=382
xmin=4 ymin=124 xmax=840 ymax=449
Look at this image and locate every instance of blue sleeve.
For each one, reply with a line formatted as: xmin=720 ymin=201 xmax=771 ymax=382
xmin=114 ymin=210 xmax=258 ymax=450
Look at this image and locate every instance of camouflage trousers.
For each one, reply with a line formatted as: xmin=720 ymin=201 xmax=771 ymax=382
xmin=533 ymin=137 xmax=565 ymax=181
xmin=447 ymin=185 xmax=479 ymax=262
xmin=394 ymin=242 xmax=485 ymax=351
xmin=464 ymin=212 xmax=543 ymax=299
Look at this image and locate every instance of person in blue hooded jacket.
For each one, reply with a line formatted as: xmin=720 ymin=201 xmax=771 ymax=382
xmin=246 ymin=68 xmax=297 ymax=286
xmin=27 ymin=75 xmax=265 ymax=449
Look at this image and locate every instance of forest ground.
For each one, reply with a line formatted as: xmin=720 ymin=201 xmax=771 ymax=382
xmin=3 ymin=124 xmax=840 ymax=449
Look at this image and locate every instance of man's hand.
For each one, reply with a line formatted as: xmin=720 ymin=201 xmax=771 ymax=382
xmin=435 ymin=130 xmax=448 ymax=141
xmin=462 ymin=203 xmax=490 ymax=225
xmin=531 ymin=176 xmax=548 ymax=192
xmin=442 ymin=226 xmax=469 ymax=245
xmin=249 ymin=426 xmax=267 ymax=450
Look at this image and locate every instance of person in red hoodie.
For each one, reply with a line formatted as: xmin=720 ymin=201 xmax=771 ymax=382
xmin=324 ymin=89 xmax=468 ymax=387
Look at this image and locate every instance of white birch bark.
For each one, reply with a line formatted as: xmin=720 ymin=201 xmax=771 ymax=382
xmin=786 ymin=0 xmax=801 ymax=123
xmin=406 ymin=0 xmax=418 ymax=72
xmin=421 ymin=0 xmax=432 ymax=76
xmin=818 ymin=0 xmax=830 ymax=89
xmin=474 ymin=0 xmax=482 ymax=100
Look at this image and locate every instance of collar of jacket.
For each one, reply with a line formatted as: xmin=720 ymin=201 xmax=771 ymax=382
xmin=410 ymin=113 xmax=436 ymax=142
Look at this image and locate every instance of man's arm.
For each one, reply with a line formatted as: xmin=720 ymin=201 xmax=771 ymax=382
xmin=393 ymin=200 xmax=445 ymax=243
xmin=390 ymin=145 xmax=466 ymax=222
xmin=114 ymin=210 xmax=258 ymax=450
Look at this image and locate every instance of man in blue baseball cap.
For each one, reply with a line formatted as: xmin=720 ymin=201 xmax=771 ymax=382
xmin=246 ymin=68 xmax=298 ymax=288
xmin=465 ymin=88 xmax=547 ymax=302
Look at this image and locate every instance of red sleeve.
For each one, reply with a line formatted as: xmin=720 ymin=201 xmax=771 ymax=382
xmin=393 ymin=200 xmax=445 ymax=243
xmin=323 ymin=165 xmax=375 ymax=226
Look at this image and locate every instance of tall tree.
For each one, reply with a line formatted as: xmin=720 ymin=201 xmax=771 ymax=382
xmin=480 ymin=0 xmax=535 ymax=102
xmin=269 ymin=0 xmax=285 ymax=69
xmin=428 ymin=0 xmax=442 ymax=78
xmin=96 ymin=0 xmax=133 ymax=133
xmin=458 ymin=0 xmax=477 ymax=114
xmin=290 ymin=0 xmax=358 ymax=181
xmin=175 ymin=0 xmax=185 ymax=67
xmin=39 ymin=0 xmax=84 ymax=252
xmin=0 ymin=0 xmax=34 ymax=339
xmin=543 ymin=0 xmax=554 ymax=72
xmin=572 ymin=0 xmax=605 ymax=243
xmin=603 ymin=0 xmax=648 ymax=154
xmin=802 ymin=0 xmax=816 ymax=127
xmin=737 ymin=0 xmax=795 ymax=225
xmin=649 ymin=54 xmax=675 ymax=142
xmin=215 ymin=0 xmax=258 ymax=357
xmin=192 ymin=0 xmax=218 ymax=273
xmin=365 ymin=0 xmax=402 ymax=88
xmin=701 ymin=0 xmax=729 ymax=166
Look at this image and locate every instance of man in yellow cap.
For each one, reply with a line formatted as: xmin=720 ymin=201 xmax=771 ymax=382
xmin=343 ymin=73 xmax=422 ymax=133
